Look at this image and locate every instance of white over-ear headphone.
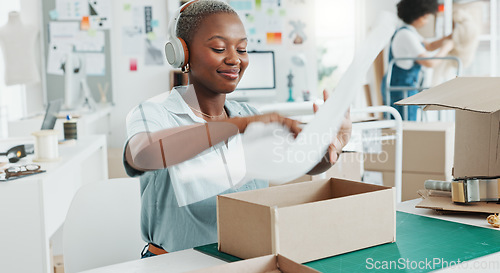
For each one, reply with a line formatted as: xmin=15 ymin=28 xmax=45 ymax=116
xmin=165 ymin=0 xmax=199 ymax=69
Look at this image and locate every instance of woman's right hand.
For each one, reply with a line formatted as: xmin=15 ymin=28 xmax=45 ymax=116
xmin=228 ymin=113 xmax=301 ymax=136
xmin=442 ymin=38 xmax=454 ymax=52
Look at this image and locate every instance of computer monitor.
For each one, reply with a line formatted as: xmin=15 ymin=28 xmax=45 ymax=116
xmin=41 ymin=99 xmax=62 ymax=130
xmin=228 ymin=50 xmax=276 ymax=101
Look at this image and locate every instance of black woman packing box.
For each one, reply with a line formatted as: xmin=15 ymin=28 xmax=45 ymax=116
xmin=396 ymin=77 xmax=500 ymax=179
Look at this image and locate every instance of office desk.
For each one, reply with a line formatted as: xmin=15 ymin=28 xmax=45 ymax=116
xmin=0 ymin=135 xmax=108 ymax=273
xmin=82 ymin=199 xmax=499 ymax=273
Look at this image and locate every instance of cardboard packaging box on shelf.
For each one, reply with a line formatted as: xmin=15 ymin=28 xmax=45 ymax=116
xmin=217 ymin=178 xmax=395 ymax=263
xmin=363 ymin=122 xmax=454 ymax=201
xmin=364 ymin=122 xmax=455 ymax=177
xmin=364 ymin=171 xmax=447 ymax=201
xmin=397 ymin=77 xmax=500 ymax=179
xmin=188 ymin=254 xmax=320 ymax=273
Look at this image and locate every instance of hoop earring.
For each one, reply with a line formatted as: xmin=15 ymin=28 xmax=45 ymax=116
xmin=181 ymin=63 xmax=190 ymax=73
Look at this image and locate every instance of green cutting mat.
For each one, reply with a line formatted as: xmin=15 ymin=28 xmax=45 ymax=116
xmin=194 ymin=212 xmax=500 ymax=272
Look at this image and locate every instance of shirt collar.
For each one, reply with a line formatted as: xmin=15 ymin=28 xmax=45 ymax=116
xmin=163 ymin=86 xmax=245 ymax=122
xmin=402 ymin=24 xmax=419 ymax=34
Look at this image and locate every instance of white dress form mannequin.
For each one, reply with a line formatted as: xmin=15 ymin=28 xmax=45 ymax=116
xmin=0 ymin=11 xmax=40 ymax=86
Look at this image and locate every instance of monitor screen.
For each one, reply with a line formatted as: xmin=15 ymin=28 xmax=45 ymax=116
xmin=236 ymin=51 xmax=275 ymax=90
xmin=41 ymin=99 xmax=62 ymax=130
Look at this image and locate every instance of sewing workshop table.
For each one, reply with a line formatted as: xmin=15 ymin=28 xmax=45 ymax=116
xmin=81 ymin=199 xmax=500 ymax=273
xmin=0 ymin=135 xmax=108 ymax=273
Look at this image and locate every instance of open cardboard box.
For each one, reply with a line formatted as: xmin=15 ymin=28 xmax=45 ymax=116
xmin=217 ymin=178 xmax=396 ymax=263
xmin=396 ymin=77 xmax=500 ymax=179
xmin=187 ymin=254 xmax=319 ymax=273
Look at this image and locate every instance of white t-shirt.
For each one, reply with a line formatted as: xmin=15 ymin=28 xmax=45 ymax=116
xmin=391 ymin=25 xmax=426 ymax=70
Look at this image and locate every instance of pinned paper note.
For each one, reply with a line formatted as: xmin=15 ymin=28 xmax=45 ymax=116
xmin=84 ymin=53 xmax=105 ymax=75
xmin=146 ymin=32 xmax=156 ymax=41
xmin=266 ymin=32 xmax=282 ymax=44
xmin=74 ymin=30 xmax=104 ymax=52
xmin=130 ymin=58 xmax=137 ymax=71
xmin=55 ymin=0 xmax=89 ymax=20
xmin=81 ymin=16 xmax=90 ymax=30
xmin=49 ymin=10 xmax=59 ymax=20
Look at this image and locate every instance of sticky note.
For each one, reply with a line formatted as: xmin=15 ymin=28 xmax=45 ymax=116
xmin=266 ymin=32 xmax=282 ymax=44
xmin=255 ymin=0 xmax=261 ymax=10
xmin=124 ymin=3 xmax=131 ymax=11
xmin=130 ymin=58 xmax=137 ymax=71
xmin=87 ymin=29 xmax=97 ymax=37
xmin=49 ymin=10 xmax=59 ymax=20
xmin=245 ymin=14 xmax=255 ymax=23
xmin=230 ymin=0 xmax=252 ymax=10
xmin=81 ymin=16 xmax=90 ymax=30
xmin=151 ymin=20 xmax=159 ymax=27
xmin=146 ymin=32 xmax=156 ymax=41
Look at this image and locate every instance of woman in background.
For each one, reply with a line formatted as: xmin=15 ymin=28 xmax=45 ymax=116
xmin=383 ymin=0 xmax=454 ymax=121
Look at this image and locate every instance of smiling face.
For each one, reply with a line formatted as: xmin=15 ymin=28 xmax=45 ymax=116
xmin=187 ymin=12 xmax=248 ymax=96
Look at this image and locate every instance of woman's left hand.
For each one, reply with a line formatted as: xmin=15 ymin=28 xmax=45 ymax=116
xmin=313 ymin=89 xmax=352 ymax=164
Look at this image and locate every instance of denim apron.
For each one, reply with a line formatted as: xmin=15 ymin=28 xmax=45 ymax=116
xmin=382 ymin=26 xmax=422 ymax=121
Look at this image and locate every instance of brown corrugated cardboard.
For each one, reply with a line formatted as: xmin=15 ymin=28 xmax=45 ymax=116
xmin=312 ymin=152 xmax=363 ymax=181
xmin=364 ymin=122 xmax=454 ymax=176
xmin=371 ymin=171 xmax=447 ymax=201
xmin=187 ymin=254 xmax=320 ymax=273
xmin=396 ymin=77 xmax=500 ymax=179
xmin=53 ymin=255 xmax=64 ymax=273
xmin=453 ymin=110 xmax=500 ymax=178
xmin=416 ymin=190 xmax=500 ymax=214
xmin=217 ymin=179 xmax=396 ymax=263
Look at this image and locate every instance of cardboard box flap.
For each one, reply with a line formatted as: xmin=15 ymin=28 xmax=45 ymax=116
xmin=277 ymin=255 xmax=321 ymax=273
xmin=416 ymin=190 xmax=500 ymax=214
xmin=396 ymin=77 xmax=500 ymax=113
xmin=187 ymin=254 xmax=320 ymax=273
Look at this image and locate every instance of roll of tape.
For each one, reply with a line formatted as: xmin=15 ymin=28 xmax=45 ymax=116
xmin=32 ymin=130 xmax=60 ymax=162
xmin=64 ymin=121 xmax=78 ymax=140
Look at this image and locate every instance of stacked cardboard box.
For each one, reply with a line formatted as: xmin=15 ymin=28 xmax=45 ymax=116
xmin=397 ymin=77 xmax=500 ymax=179
xmin=363 ymin=122 xmax=455 ymax=201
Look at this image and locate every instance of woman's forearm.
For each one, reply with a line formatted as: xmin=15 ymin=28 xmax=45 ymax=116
xmin=126 ymin=120 xmax=242 ymax=171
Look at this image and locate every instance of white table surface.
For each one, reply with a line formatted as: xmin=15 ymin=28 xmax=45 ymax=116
xmin=80 ymin=249 xmax=226 ymax=273
xmin=0 ymin=135 xmax=108 ymax=273
xmin=82 ymin=199 xmax=500 ymax=273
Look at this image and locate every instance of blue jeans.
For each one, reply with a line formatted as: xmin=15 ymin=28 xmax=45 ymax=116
xmin=381 ymin=75 xmax=419 ymax=121
xmin=141 ymin=244 xmax=158 ymax=259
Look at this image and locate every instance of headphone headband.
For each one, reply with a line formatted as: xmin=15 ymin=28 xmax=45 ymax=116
xmin=165 ymin=0 xmax=200 ymax=68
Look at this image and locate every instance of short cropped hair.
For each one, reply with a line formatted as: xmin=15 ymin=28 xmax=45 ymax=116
xmin=397 ymin=0 xmax=438 ymax=25
xmin=177 ymin=0 xmax=237 ymax=45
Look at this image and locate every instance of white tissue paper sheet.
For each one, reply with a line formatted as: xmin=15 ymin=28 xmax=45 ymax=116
xmin=169 ymin=134 xmax=247 ymax=206
xmin=242 ymin=14 xmax=397 ymax=183
xmin=170 ymin=14 xmax=396 ymax=206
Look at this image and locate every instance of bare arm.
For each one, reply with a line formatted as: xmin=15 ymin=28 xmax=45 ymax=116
xmin=424 ymin=34 xmax=452 ymax=51
xmin=418 ymin=38 xmax=454 ymax=68
xmin=125 ymin=114 xmax=301 ymax=172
